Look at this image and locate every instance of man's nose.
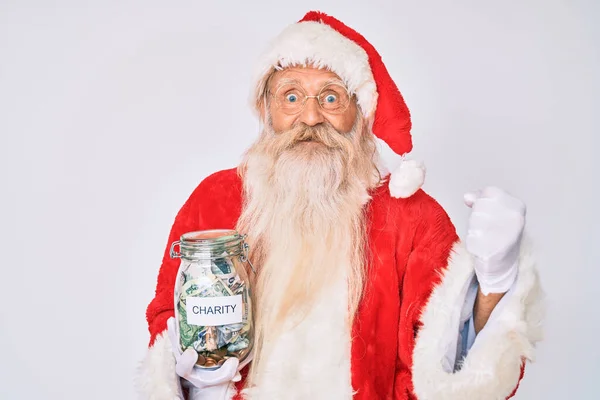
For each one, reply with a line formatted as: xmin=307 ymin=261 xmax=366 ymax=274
xmin=298 ymin=97 xmax=325 ymax=127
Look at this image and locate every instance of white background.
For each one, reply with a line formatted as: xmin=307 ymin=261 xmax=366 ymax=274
xmin=1 ymin=1 xmax=598 ymax=399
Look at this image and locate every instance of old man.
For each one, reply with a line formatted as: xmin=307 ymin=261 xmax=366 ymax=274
xmin=137 ymin=11 xmax=543 ymax=400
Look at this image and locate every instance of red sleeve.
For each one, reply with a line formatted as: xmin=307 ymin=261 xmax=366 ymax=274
xmin=394 ymin=191 xmax=459 ymax=398
xmin=145 ymin=196 xmax=198 ymax=346
xmin=145 ymin=169 xmax=242 ymax=346
xmin=394 ymin=191 xmax=528 ymax=399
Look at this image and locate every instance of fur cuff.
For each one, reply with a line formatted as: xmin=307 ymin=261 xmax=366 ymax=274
xmin=135 ymin=331 xmax=238 ymax=400
xmin=135 ymin=331 xmax=182 ymax=400
xmin=411 ymin=238 xmax=544 ymax=400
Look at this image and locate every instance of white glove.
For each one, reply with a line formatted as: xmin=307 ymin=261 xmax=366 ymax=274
xmin=167 ymin=317 xmax=251 ymax=400
xmin=464 ymin=186 xmax=526 ymax=295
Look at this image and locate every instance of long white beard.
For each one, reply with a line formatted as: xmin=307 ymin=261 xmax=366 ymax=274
xmin=236 ymin=116 xmax=381 ymax=397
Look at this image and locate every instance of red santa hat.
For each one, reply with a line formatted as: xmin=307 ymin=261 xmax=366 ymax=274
xmin=250 ymin=10 xmax=425 ymax=198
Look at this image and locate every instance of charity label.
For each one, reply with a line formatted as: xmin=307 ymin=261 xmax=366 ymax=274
xmin=186 ymin=295 xmax=243 ymax=326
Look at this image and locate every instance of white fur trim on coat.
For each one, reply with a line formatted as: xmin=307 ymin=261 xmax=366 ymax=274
xmin=411 ymin=238 xmax=544 ymax=400
xmin=136 ymin=332 xmax=182 ymax=399
xmin=251 ymin=21 xmax=377 ymax=117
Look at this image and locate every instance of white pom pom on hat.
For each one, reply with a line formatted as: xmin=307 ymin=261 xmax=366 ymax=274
xmin=388 ymin=159 xmax=426 ymax=199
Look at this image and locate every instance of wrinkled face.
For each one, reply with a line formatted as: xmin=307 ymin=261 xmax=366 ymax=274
xmin=266 ymin=66 xmax=358 ymax=134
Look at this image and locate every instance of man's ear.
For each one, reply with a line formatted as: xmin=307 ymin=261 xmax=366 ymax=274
xmin=257 ymin=69 xmax=276 ymax=123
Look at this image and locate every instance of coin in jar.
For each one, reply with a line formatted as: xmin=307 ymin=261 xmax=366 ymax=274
xmin=204 ymin=359 xmax=217 ymax=367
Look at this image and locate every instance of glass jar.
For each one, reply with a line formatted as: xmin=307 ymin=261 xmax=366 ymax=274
xmin=170 ymin=229 xmax=254 ymax=369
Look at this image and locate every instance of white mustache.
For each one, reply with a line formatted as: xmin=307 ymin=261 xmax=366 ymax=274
xmin=279 ymin=123 xmax=350 ymax=150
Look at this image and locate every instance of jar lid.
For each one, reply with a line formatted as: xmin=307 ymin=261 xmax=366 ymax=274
xmin=171 ymin=229 xmax=245 ymax=260
xmin=181 ymin=229 xmax=241 ymax=244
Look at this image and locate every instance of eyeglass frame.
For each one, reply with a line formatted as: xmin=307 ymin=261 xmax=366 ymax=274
xmin=267 ymin=79 xmax=355 ymax=115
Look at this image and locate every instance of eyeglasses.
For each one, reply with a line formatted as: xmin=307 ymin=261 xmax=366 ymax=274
xmin=270 ymin=82 xmax=352 ymax=115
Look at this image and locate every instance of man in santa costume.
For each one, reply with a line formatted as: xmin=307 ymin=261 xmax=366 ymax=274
xmin=137 ymin=11 xmax=544 ymax=400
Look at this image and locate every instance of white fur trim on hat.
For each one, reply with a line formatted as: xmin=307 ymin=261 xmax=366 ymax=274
xmin=388 ymin=159 xmax=426 ymax=198
xmin=251 ymin=21 xmax=378 ymax=117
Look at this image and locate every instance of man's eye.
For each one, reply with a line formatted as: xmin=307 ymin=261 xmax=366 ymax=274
xmin=325 ymin=94 xmax=337 ymax=103
xmin=286 ymin=94 xmax=298 ymax=103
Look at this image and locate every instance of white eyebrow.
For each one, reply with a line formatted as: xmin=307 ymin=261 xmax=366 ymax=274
xmin=323 ymin=78 xmax=346 ymax=86
xmin=272 ymin=77 xmax=347 ymax=90
xmin=275 ymin=78 xmax=301 ymax=86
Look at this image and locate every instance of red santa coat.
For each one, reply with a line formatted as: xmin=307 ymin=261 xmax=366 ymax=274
xmin=137 ymin=168 xmax=543 ymax=400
